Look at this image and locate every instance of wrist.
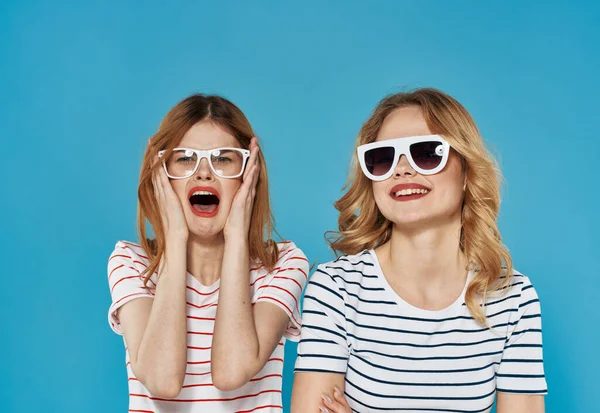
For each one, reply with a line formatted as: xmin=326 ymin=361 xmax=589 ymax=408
xmin=166 ymin=231 xmax=188 ymax=245
xmin=224 ymin=233 xmax=249 ymax=259
xmin=224 ymin=230 xmax=249 ymax=246
xmin=165 ymin=236 xmax=188 ymax=259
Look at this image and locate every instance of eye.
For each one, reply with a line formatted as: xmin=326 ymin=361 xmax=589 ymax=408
xmin=176 ymin=156 xmax=195 ymax=163
xmin=213 ymin=156 xmax=233 ymax=163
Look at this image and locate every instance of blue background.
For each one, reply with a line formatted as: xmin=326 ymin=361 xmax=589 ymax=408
xmin=1 ymin=1 xmax=598 ymax=412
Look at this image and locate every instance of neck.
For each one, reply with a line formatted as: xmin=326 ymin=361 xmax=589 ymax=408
xmin=379 ymin=215 xmax=468 ymax=287
xmin=186 ymin=232 xmax=225 ymax=286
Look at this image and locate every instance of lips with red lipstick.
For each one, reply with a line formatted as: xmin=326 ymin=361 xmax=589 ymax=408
xmin=390 ymin=183 xmax=431 ymax=202
xmin=188 ymin=186 xmax=220 ymax=217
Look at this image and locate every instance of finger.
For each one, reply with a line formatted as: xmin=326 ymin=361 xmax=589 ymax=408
xmin=158 ymin=164 xmax=172 ymax=195
xmin=250 ymin=163 xmax=260 ymax=191
xmin=242 ymin=144 xmax=256 ymax=181
xmin=153 ymin=165 xmax=167 ymax=208
xmin=333 ymin=386 xmax=349 ymax=407
xmin=243 ymin=138 xmax=260 ymax=181
xmin=245 ymin=166 xmax=259 ymax=206
xmin=156 ymin=174 xmax=166 ymax=211
xmin=240 ymin=166 xmax=258 ymax=206
xmin=321 ymin=394 xmax=348 ymax=413
xmin=239 ymin=164 xmax=258 ymax=199
xmin=249 ymin=136 xmax=258 ymax=153
xmin=251 ymin=139 xmax=261 ymax=165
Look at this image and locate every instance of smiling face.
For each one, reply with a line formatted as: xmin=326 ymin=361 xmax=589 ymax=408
xmin=167 ymin=121 xmax=244 ymax=238
xmin=372 ymin=106 xmax=465 ymax=230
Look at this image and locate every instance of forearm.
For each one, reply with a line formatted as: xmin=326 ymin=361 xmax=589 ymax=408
xmin=496 ymin=393 xmax=545 ymax=413
xmin=212 ymin=237 xmax=260 ymax=387
xmin=135 ymin=240 xmax=188 ymax=395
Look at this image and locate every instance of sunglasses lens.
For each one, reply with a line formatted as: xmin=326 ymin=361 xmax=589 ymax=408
xmin=365 ymin=146 xmax=395 ymax=177
xmin=409 ymin=141 xmax=444 ymax=171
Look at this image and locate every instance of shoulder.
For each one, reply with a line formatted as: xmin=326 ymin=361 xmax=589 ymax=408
xmin=250 ymin=241 xmax=309 ymax=287
xmin=510 ymin=270 xmax=541 ymax=307
xmin=489 ymin=269 xmax=541 ymax=312
xmin=502 ymin=270 xmax=538 ymax=297
xmin=309 ymin=250 xmax=374 ymax=291
xmin=274 ymin=241 xmax=308 ymax=265
xmin=108 ymin=240 xmax=150 ymax=267
xmin=110 ymin=240 xmax=148 ymax=258
xmin=317 ymin=250 xmax=375 ymax=280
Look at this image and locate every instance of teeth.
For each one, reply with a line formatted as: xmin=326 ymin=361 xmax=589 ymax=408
xmin=394 ymin=188 xmax=429 ymax=197
xmin=192 ymin=191 xmax=214 ymax=196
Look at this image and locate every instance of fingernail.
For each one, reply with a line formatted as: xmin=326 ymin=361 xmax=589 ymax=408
xmin=321 ymin=395 xmax=332 ymax=405
xmin=334 ymin=386 xmax=341 ymax=395
xmin=319 ymin=407 xmax=329 ymax=413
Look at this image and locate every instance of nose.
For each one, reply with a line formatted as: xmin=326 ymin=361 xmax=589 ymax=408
xmin=193 ymin=158 xmax=215 ymax=182
xmin=393 ymin=155 xmax=417 ymax=178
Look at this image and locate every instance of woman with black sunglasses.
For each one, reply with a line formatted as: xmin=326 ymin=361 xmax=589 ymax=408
xmin=292 ymin=88 xmax=546 ymax=413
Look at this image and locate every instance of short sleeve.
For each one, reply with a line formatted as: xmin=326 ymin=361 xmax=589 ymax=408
xmin=254 ymin=243 xmax=309 ymax=341
xmin=107 ymin=241 xmax=154 ymax=335
xmin=496 ymin=276 xmax=548 ymax=394
xmin=294 ymin=265 xmax=349 ymax=374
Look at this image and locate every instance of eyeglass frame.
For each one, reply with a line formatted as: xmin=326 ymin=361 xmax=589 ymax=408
xmin=157 ymin=147 xmax=251 ymax=179
xmin=357 ymin=134 xmax=451 ymax=181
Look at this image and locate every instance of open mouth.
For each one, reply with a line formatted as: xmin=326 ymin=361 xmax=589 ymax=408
xmin=188 ymin=187 xmax=220 ymax=217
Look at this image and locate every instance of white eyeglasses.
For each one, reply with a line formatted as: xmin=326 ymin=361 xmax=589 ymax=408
xmin=357 ymin=134 xmax=451 ymax=181
xmin=158 ymin=147 xmax=251 ymax=179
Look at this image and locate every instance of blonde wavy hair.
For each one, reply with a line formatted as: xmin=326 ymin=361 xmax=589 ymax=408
xmin=138 ymin=94 xmax=279 ymax=284
xmin=327 ymin=88 xmax=512 ymax=324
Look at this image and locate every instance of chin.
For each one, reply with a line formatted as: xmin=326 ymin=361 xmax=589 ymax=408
xmin=189 ymin=226 xmax=224 ymax=240
xmin=185 ymin=216 xmax=225 ymax=240
xmin=382 ymin=207 xmax=429 ymax=223
xmin=391 ymin=216 xmax=431 ymax=229
xmin=389 ymin=209 xmax=461 ymax=231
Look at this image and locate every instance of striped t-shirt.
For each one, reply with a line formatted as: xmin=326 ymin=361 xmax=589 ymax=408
xmin=107 ymin=240 xmax=308 ymax=413
xmin=295 ymin=250 xmax=547 ymax=413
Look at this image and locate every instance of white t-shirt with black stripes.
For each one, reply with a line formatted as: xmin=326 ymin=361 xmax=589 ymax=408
xmin=295 ymin=250 xmax=547 ymax=413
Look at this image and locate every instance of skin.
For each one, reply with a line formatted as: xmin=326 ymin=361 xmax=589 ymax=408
xmin=291 ymin=106 xmax=544 ymax=413
xmin=117 ymin=121 xmax=290 ymax=398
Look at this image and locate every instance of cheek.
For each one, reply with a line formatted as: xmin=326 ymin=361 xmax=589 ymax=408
xmin=219 ymin=180 xmax=242 ymax=204
xmin=436 ymin=183 xmax=464 ymax=206
xmin=372 ymin=182 xmax=391 ymax=212
xmin=430 ymin=175 xmax=464 ymax=209
xmin=170 ymin=180 xmax=189 ymax=202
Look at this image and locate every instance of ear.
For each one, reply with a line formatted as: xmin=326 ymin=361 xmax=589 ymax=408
xmin=463 ymin=179 xmax=467 ymax=191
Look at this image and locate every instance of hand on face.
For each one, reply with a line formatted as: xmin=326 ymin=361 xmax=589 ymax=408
xmin=223 ymin=136 xmax=260 ymax=241
xmin=153 ymin=158 xmax=189 ymax=242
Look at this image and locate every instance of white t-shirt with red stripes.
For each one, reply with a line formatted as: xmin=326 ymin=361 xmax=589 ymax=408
xmin=107 ymin=240 xmax=308 ymax=413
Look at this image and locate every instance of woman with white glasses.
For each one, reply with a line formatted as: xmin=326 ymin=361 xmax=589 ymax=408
xmin=107 ymin=94 xmax=308 ymax=412
xmin=292 ymin=88 xmax=546 ymax=413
